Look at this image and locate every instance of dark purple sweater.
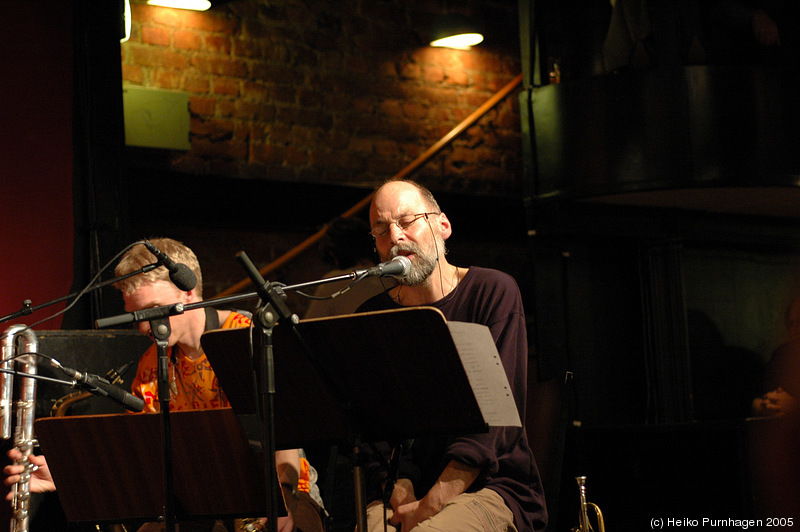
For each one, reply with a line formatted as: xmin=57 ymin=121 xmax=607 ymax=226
xmin=357 ymin=266 xmax=547 ymax=531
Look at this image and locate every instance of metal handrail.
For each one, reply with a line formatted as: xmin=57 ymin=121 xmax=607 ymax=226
xmin=215 ymin=73 xmax=523 ymax=297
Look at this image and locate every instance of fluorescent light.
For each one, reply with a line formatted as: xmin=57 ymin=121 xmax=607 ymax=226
xmin=429 ymin=13 xmax=484 ymax=50
xmin=146 ymin=0 xmax=212 ymax=11
xmin=121 ymin=0 xmax=132 ymax=43
xmin=430 ymin=32 xmax=484 ymax=50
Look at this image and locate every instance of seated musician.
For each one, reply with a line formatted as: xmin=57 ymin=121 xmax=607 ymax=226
xmin=5 ymin=237 xmax=325 ymax=532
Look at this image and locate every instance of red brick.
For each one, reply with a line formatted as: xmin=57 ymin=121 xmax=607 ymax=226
xmin=212 ymin=77 xmax=239 ymax=96
xmin=422 ymin=66 xmax=445 ymax=84
xmin=242 ymin=19 xmax=269 ymax=39
xmin=401 ymin=101 xmax=427 ymax=120
xmin=190 ymin=117 xmax=210 ymax=136
xmin=217 ymin=99 xmax=236 ymax=118
xmin=142 ymin=25 xmax=170 ymax=47
xmin=271 ymin=86 xmax=295 ymax=105
xmin=151 ymin=69 xmax=182 ymax=89
xmin=128 ymin=45 xmax=189 ymax=70
xmin=265 ymin=123 xmax=292 ymax=143
xmin=122 ymin=64 xmax=144 ymax=84
xmin=285 ymin=145 xmax=307 ymax=166
xmin=379 ymin=100 xmax=403 ymax=119
xmin=190 ymin=96 xmax=216 ymax=117
xmin=464 ymin=92 xmax=490 ymax=108
xmin=235 ymin=100 xmax=275 ymax=121
xmin=206 ymin=118 xmax=235 ymax=140
xmin=241 ymin=81 xmax=269 ymax=102
xmin=375 ymin=140 xmax=400 ymax=156
xmin=191 ymin=55 xmax=248 ymax=78
xmin=233 ymin=122 xmax=251 ymax=140
xmin=290 ymin=126 xmax=324 ymax=145
xmin=446 ymin=69 xmax=470 ymax=86
xmin=348 ymin=137 xmax=374 ymax=153
xmin=298 ymin=90 xmax=321 ymax=108
xmin=204 ymin=35 xmax=231 ymax=55
xmin=400 ymin=63 xmax=422 ymax=79
xmin=183 ymin=12 xmax=238 ymax=34
xmin=251 ymin=142 xmax=285 ymax=165
xmin=184 ymin=75 xmax=210 ymax=93
xmin=174 ymin=30 xmax=202 ymax=51
xmin=149 ymin=6 xmax=185 ymax=28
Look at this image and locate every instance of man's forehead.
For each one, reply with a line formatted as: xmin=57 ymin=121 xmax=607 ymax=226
xmin=371 ymin=183 xmax=424 ymax=216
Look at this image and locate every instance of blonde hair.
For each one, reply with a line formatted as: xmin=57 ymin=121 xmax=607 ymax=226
xmin=114 ymin=237 xmax=203 ymax=298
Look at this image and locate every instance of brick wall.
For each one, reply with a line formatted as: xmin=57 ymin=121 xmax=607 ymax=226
xmin=121 ymin=0 xmax=523 ymax=196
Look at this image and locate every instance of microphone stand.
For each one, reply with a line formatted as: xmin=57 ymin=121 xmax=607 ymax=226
xmin=235 ymin=251 xmax=299 ymax=532
xmin=94 ymin=269 xmax=375 ymax=330
xmin=0 ymin=368 xmax=142 ymax=411
xmin=150 ymin=316 xmax=176 ymax=532
xmin=93 ymin=266 xmax=381 ymax=531
xmin=0 ymin=368 xmax=76 ymax=387
xmin=0 ymin=263 xmax=160 ymax=325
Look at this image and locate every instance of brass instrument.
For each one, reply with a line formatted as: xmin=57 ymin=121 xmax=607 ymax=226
xmin=1 ymin=325 xmax=39 ymax=532
xmin=571 ymin=476 xmax=606 ymax=532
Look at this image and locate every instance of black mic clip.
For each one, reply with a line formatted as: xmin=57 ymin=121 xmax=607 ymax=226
xmin=236 ymin=250 xmax=299 ymax=329
xmin=382 ymin=439 xmax=413 ymax=506
xmin=51 ymin=359 xmax=144 ymax=412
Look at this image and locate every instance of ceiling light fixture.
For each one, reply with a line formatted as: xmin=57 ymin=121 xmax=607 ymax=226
xmin=429 ymin=13 xmax=484 ymax=50
xmin=146 ymin=0 xmax=211 ymax=11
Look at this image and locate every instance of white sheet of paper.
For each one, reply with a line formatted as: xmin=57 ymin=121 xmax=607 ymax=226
xmin=447 ymin=321 xmax=522 ymax=427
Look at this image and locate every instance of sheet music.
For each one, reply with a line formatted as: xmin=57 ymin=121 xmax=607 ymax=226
xmin=447 ymin=321 xmax=522 ymax=427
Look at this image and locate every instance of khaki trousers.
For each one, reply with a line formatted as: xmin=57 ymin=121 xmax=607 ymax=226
xmin=365 ymin=488 xmax=517 ymax=532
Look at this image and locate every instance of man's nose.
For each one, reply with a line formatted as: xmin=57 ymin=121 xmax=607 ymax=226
xmin=388 ymin=222 xmax=406 ymax=242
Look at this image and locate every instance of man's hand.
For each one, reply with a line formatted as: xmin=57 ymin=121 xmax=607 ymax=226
xmin=3 ymin=449 xmax=56 ymax=500
xmin=388 ymin=478 xmax=417 ymax=510
xmin=388 ymin=461 xmax=479 ymax=531
xmin=391 ymin=498 xmax=437 ymax=532
xmin=758 ymin=387 xmax=797 ymax=416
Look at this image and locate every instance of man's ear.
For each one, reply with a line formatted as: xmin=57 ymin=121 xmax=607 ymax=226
xmin=438 ymin=212 xmax=452 ymax=240
xmin=183 ymin=288 xmax=198 ymax=303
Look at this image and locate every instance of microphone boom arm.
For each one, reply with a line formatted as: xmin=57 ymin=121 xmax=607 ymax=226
xmin=0 ymin=263 xmax=160 ymax=326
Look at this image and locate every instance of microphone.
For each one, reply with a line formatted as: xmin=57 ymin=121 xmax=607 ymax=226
xmin=362 ymin=255 xmax=412 ymax=278
xmin=51 ymin=360 xmax=144 ymax=412
xmin=143 ymin=240 xmax=197 ymax=291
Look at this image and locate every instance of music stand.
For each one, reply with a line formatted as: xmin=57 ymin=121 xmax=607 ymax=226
xmin=34 ymin=408 xmax=285 ymax=525
xmin=201 ymin=306 xmax=521 ymax=528
xmin=201 ymin=307 xmax=494 ymax=447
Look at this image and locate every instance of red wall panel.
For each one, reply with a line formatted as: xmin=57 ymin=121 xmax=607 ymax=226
xmin=0 ymin=1 xmax=74 ymax=330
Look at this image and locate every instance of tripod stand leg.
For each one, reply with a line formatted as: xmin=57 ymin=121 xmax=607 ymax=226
xmin=352 ymin=444 xmax=368 ymax=532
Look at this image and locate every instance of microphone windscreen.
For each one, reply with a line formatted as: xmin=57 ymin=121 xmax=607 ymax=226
xmin=170 ymin=264 xmax=197 ymax=291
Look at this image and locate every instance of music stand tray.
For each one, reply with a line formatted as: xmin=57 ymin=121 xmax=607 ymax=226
xmin=34 ymin=408 xmax=276 ymax=524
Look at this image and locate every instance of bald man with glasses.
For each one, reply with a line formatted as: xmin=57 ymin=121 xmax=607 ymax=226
xmin=358 ymin=179 xmax=547 ymax=532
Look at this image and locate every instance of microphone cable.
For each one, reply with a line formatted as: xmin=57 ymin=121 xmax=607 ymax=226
xmin=20 ymin=241 xmax=147 ymax=331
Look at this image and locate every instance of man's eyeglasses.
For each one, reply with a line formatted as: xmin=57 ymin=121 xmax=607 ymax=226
xmin=369 ymin=212 xmax=440 ymax=238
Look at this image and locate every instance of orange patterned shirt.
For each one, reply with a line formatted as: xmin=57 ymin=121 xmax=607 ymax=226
xmin=131 ymin=311 xmax=252 ymax=412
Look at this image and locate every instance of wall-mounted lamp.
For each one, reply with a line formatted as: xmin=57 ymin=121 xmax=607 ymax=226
xmin=121 ymin=0 xmax=132 ymax=43
xmin=429 ymin=13 xmax=484 ymax=50
xmin=146 ymin=0 xmax=211 ymax=11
